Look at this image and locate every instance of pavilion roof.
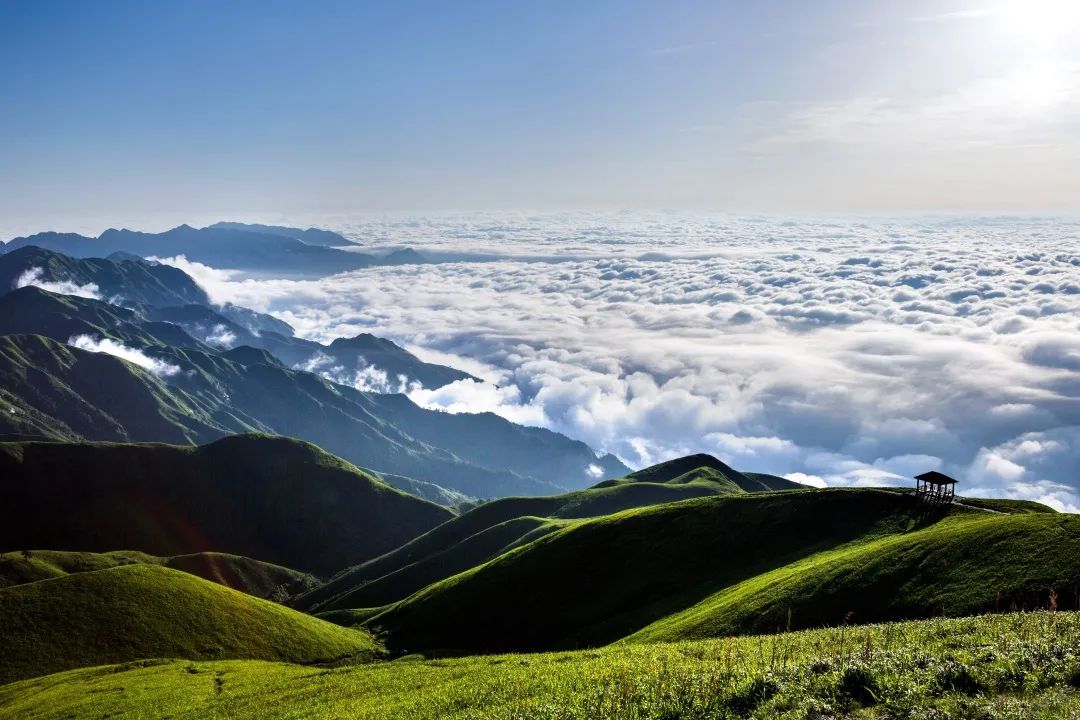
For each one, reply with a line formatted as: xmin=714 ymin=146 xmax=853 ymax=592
xmin=915 ymin=471 xmax=957 ymax=486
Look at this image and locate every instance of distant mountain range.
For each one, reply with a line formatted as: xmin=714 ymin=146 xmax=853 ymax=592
xmin=207 ymin=221 xmax=356 ymax=247
xmin=0 ymin=246 xmax=628 ymax=497
xmin=3 ymin=222 xmax=428 ymax=277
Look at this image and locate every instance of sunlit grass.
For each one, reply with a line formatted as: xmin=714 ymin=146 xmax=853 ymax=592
xmin=3 ymin=611 xmax=1080 ymax=719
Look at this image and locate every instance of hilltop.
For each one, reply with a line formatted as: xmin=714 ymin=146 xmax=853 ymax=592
xmin=0 ymin=435 xmax=452 ymax=575
xmin=0 ymin=564 xmax=377 ymax=684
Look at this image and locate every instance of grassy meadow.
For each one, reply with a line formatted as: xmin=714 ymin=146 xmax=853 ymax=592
xmin=3 ymin=611 xmax=1080 ymax=719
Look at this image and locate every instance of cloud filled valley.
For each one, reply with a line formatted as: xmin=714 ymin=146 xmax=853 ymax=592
xmin=159 ymin=213 xmax=1080 ymax=511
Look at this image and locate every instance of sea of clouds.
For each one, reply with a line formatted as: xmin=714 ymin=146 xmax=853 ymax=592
xmin=160 ymin=212 xmax=1079 ymax=510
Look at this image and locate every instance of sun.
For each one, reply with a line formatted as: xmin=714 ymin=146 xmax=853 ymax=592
xmin=997 ymin=0 xmax=1080 ymax=51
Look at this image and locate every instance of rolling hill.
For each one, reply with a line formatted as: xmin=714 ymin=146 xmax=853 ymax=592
xmin=295 ymin=456 xmax=791 ymax=612
xmin=0 ymin=435 xmax=452 ymax=575
xmin=357 ymin=488 xmax=1071 ymax=654
xmin=0 ymin=550 xmax=316 ymax=600
xmin=624 ymin=503 xmax=1075 ymax=644
xmin=0 ymin=564 xmax=378 ymax=684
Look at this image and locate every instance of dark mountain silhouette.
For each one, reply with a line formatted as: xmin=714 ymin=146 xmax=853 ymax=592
xmin=207 ymin=221 xmax=355 ymax=247
xmin=0 ymin=434 xmax=453 ymax=575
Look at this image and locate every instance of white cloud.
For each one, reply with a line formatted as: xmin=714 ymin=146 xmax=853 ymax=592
xmin=963 ymin=427 xmax=1080 ymax=511
xmin=146 ymin=255 xmax=243 ymax=305
xmin=152 ymin=212 xmax=1080 ymax=508
xmin=785 ymin=472 xmax=828 ymax=488
xmin=203 ymin=324 xmax=237 ymax=348
xmin=67 ymin=335 xmax=181 ymax=377
xmin=297 ymin=351 xmax=420 ymax=395
xmin=15 ymin=267 xmax=101 ymax=299
xmin=407 ymin=378 xmax=547 ymax=426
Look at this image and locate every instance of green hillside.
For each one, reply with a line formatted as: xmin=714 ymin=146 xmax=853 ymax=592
xmin=0 ymin=550 xmax=316 ymax=600
xmin=0 ymin=564 xmax=378 ymax=685
xmin=363 ymin=489 xmax=1070 ymax=654
xmin=0 ymin=434 xmax=452 ymax=575
xmin=295 ymin=459 xmax=767 ymax=612
xmin=627 ymin=509 xmax=1080 ymax=643
xmin=2 ymin=612 xmax=1078 ymax=719
xmin=0 ymin=333 xmax=222 ymax=443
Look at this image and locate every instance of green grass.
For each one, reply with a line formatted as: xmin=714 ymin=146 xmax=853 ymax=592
xmin=628 ymin=510 xmax=1080 ymax=643
xmin=362 ymin=489 xmax=1076 ymax=654
xmin=0 ymin=564 xmax=379 ymax=685
xmin=958 ymin=497 xmax=1058 ymax=514
xmin=0 ymin=549 xmax=316 ymax=600
xmin=297 ymin=461 xmax=772 ymax=613
xmin=313 ymin=516 xmax=570 ymax=610
xmin=3 ymin=611 xmax=1079 ymax=719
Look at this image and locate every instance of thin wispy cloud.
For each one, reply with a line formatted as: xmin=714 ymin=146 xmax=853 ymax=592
xmin=650 ymin=40 xmax=719 ymax=58
xmin=908 ymin=8 xmax=997 ymax=23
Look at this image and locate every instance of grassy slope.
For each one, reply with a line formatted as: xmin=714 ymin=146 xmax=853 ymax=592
xmin=366 ymin=489 xmax=952 ymax=653
xmin=295 ymin=462 xmax=754 ymax=612
xmin=0 ymin=565 xmax=378 ymax=685
xmin=366 ymin=489 xmax=1070 ymax=654
xmin=628 ymin=510 xmax=1080 ymax=643
xmin=0 ymin=434 xmax=452 ymax=575
xmin=312 ymin=517 xmax=570 ymax=611
xmin=3 ymin=612 xmax=1079 ymax=719
xmin=0 ymin=550 xmax=315 ymax=600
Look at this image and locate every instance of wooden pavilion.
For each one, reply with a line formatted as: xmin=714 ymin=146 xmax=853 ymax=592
xmin=914 ymin=471 xmax=957 ymax=504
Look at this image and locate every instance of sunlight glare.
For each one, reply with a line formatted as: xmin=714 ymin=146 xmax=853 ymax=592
xmin=998 ymin=0 xmax=1080 ymax=51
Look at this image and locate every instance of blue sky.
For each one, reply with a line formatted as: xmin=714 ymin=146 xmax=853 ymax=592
xmin=2 ymin=0 xmax=1078 ymax=228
